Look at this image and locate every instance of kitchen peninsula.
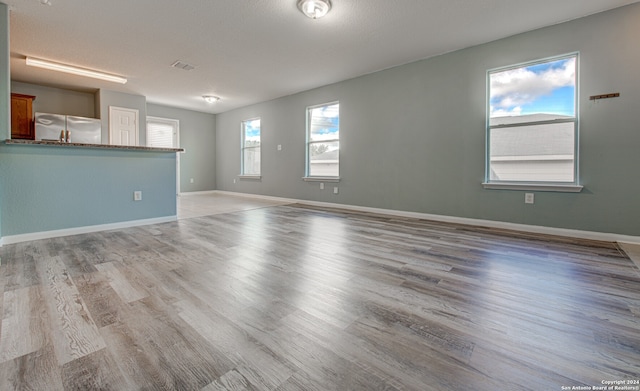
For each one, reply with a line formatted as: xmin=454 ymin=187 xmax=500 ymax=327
xmin=4 ymin=138 xmax=183 ymax=152
xmin=0 ymin=139 xmax=182 ymax=244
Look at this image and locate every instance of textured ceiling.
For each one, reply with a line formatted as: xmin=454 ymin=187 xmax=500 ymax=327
xmin=4 ymin=0 xmax=639 ymax=114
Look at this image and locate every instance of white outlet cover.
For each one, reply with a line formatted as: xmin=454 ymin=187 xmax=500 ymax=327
xmin=277 ymin=144 xmax=282 ymax=151
xmin=525 ymin=193 xmax=534 ymax=204
xmin=134 ymin=191 xmax=142 ymax=201
xmin=320 ymin=183 xmax=324 ymax=190
xmin=333 ymin=187 xmax=339 ymax=194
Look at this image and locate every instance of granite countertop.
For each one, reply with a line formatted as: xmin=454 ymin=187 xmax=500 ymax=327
xmin=4 ymin=139 xmax=184 ymax=152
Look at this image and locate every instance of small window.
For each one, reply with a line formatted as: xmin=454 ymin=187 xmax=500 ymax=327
xmin=486 ymin=54 xmax=579 ymax=189
xmin=147 ymin=116 xmax=178 ymax=148
xmin=241 ymin=118 xmax=261 ymax=176
xmin=306 ymin=102 xmax=339 ymax=178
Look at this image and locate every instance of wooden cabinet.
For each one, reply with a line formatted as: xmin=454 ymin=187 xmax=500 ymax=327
xmin=11 ymin=93 xmax=36 ymax=140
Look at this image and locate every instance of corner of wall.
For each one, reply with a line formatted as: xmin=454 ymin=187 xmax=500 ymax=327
xmin=1 ymin=2 xmax=10 ymax=139
xmin=0 ymin=2 xmax=11 ymax=240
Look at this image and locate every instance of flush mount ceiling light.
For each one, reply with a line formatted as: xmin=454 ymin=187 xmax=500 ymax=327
xmin=203 ymin=95 xmax=220 ymax=103
xmin=25 ymin=57 xmax=127 ymax=84
xmin=297 ymin=0 xmax=332 ymax=19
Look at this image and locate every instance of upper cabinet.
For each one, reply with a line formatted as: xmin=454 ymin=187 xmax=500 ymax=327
xmin=11 ymin=93 xmax=36 ymax=140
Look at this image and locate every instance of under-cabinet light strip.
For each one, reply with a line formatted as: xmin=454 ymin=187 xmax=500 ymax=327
xmin=25 ymin=57 xmax=127 ymax=84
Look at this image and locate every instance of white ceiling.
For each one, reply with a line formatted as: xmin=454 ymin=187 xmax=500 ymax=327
xmin=4 ymin=0 xmax=639 ymax=114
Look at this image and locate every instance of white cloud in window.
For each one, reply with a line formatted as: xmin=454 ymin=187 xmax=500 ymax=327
xmin=490 ymin=105 xmax=522 ymax=117
xmin=490 ymin=57 xmax=575 ymax=116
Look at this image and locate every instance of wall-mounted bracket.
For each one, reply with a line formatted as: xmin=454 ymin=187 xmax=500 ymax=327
xmin=589 ymin=92 xmax=620 ymax=100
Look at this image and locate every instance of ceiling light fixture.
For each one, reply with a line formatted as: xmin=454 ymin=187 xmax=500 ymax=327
xmin=297 ymin=0 xmax=331 ymax=19
xmin=203 ymin=95 xmax=220 ymax=103
xmin=25 ymin=57 xmax=127 ymax=84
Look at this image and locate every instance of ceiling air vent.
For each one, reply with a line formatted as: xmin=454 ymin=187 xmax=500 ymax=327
xmin=171 ymin=60 xmax=195 ymax=71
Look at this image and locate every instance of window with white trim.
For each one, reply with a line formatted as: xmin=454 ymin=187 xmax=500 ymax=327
xmin=147 ymin=116 xmax=178 ymax=148
xmin=305 ymin=102 xmax=339 ymax=178
xmin=241 ymin=118 xmax=261 ymax=176
xmin=486 ymin=54 xmax=579 ymax=188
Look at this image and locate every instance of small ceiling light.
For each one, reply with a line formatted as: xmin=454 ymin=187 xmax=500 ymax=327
xmin=25 ymin=57 xmax=127 ymax=84
xmin=297 ymin=0 xmax=331 ymax=19
xmin=203 ymin=95 xmax=220 ymax=103
xmin=40 ymin=0 xmax=51 ymax=5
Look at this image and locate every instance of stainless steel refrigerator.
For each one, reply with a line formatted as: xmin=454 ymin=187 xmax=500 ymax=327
xmin=35 ymin=112 xmax=102 ymax=144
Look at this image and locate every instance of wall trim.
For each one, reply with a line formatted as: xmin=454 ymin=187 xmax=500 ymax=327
xmin=0 ymin=216 xmax=177 ymax=245
xmin=215 ymin=191 xmax=640 ymax=244
xmin=179 ymin=190 xmax=218 ymax=196
xmin=2 ymin=191 xmax=638 ymax=246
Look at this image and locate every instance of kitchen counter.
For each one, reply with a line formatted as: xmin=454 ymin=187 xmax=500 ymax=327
xmin=0 ymin=139 xmax=179 ymax=242
xmin=3 ymin=139 xmax=184 ymax=152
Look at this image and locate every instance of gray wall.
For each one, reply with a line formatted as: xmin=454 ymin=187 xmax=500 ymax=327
xmin=147 ymin=103 xmax=216 ymax=192
xmin=11 ymin=81 xmax=96 ymax=117
xmin=0 ymin=144 xmax=177 ymax=237
xmin=216 ymin=4 xmax=640 ymax=237
xmin=98 ymin=89 xmax=147 ymax=145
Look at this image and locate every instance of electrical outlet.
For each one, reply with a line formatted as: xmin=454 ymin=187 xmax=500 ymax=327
xmin=233 ymin=179 xmax=237 ymax=184
xmin=525 ymin=193 xmax=534 ymax=204
xmin=190 ymin=178 xmax=194 ymax=183
xmin=134 ymin=191 xmax=142 ymax=201
xmin=277 ymin=144 xmax=282 ymax=151
xmin=333 ymin=187 xmax=339 ymax=194
xmin=320 ymin=183 xmax=324 ymax=190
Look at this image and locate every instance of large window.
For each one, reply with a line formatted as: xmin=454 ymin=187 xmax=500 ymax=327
xmin=486 ymin=54 xmax=580 ymax=190
xmin=147 ymin=116 xmax=178 ymax=149
xmin=306 ymin=102 xmax=339 ymax=178
xmin=241 ymin=118 xmax=261 ymax=176
xmin=147 ymin=116 xmax=180 ymax=193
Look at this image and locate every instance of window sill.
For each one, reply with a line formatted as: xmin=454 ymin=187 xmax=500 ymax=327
xmin=482 ymin=182 xmax=583 ymax=193
xmin=303 ymin=176 xmax=340 ymax=183
xmin=238 ymin=175 xmax=261 ymax=180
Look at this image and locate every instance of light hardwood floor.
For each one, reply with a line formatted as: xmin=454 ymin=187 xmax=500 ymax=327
xmin=1 ymin=200 xmax=639 ymax=390
xmin=178 ymin=192 xmax=291 ymax=220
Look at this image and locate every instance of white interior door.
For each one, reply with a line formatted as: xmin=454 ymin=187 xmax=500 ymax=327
xmin=109 ymin=106 xmax=139 ymax=146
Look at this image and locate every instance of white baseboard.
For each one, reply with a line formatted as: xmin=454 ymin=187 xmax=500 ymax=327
xmin=214 ymin=190 xmax=298 ymax=204
xmin=215 ymin=190 xmax=640 ymax=245
xmin=179 ymin=190 xmax=218 ymax=196
xmin=3 ymin=191 xmax=637 ymax=246
xmin=1 ymin=216 xmax=177 ymax=246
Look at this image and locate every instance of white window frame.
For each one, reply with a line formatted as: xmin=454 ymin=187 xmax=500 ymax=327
xmin=483 ymin=53 xmax=582 ymax=193
xmin=303 ymin=101 xmax=340 ymax=182
xmin=240 ymin=118 xmax=261 ymax=179
xmin=146 ymin=116 xmax=181 ymax=194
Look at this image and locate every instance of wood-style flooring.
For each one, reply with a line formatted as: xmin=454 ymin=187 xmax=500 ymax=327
xmin=0 ymin=203 xmax=639 ymax=390
xmin=177 ymin=192 xmax=291 ymax=220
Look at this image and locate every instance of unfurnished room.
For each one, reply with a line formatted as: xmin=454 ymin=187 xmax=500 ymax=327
xmin=0 ymin=1 xmax=639 ymax=390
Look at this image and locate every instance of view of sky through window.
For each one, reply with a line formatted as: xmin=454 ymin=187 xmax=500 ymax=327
xmin=242 ymin=118 xmax=261 ymax=175
xmin=490 ymin=56 xmax=576 ymax=118
xmin=244 ymin=119 xmax=261 ymax=144
xmin=307 ymin=102 xmax=339 ymax=177
xmin=310 ymin=103 xmax=339 ymax=142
